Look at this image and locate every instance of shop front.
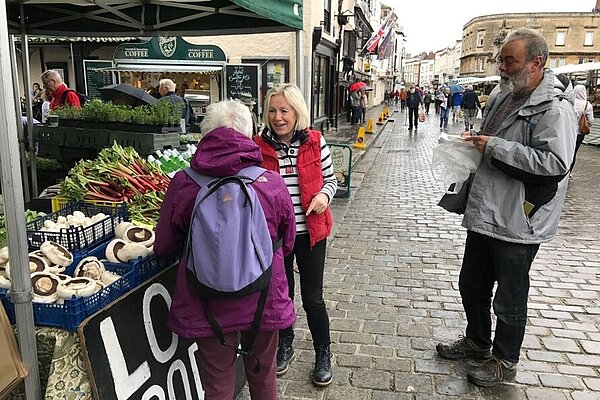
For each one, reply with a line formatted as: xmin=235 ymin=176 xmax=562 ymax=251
xmin=97 ymin=37 xmax=230 ymax=119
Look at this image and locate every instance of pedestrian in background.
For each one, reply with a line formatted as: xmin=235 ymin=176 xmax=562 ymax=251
xmin=40 ymin=69 xmax=81 ymax=110
xmin=399 ymin=88 xmax=407 ymax=111
xmin=350 ymin=86 xmax=362 ymax=125
xmin=438 ymin=87 xmax=451 ymax=131
xmin=436 ymin=27 xmax=576 ymax=387
xmin=154 ymin=99 xmax=297 ymax=400
xmin=406 ymin=85 xmax=423 ymax=130
xmin=254 ymin=83 xmax=337 ymax=387
xmin=360 ymin=89 xmax=368 ymax=124
xmin=451 ymin=89 xmax=463 ymax=123
xmin=570 ymin=84 xmax=594 ymax=177
xmin=461 ymin=85 xmax=481 ymax=132
xmin=423 ymin=91 xmax=432 ymax=114
xmin=158 ymin=78 xmax=196 ymax=131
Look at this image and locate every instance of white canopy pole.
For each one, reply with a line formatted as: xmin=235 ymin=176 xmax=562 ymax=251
xmin=0 ymin=1 xmax=42 ymax=398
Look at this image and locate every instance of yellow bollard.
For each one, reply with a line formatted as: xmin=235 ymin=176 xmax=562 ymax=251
xmin=352 ymin=126 xmax=367 ymax=149
xmin=365 ymin=118 xmax=374 ymax=134
xmin=376 ymin=112 xmax=384 ymax=125
xmin=383 ymin=107 xmax=389 ymax=119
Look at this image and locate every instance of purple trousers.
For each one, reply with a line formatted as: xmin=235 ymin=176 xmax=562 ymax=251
xmin=196 ymin=330 xmax=278 ymax=400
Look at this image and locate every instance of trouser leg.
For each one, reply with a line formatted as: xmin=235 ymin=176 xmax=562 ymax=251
xmin=295 ymin=235 xmax=330 ymax=346
xmin=491 ymin=240 xmax=538 ymax=363
xmin=459 ymin=231 xmax=495 ymax=349
xmin=195 ymin=333 xmax=239 ymax=400
xmin=243 ymin=330 xmax=278 ymax=400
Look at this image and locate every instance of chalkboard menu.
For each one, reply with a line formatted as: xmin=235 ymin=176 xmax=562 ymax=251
xmin=78 ymin=264 xmax=245 ymax=400
xmin=225 ymin=64 xmax=260 ymax=115
xmin=83 ymin=60 xmax=117 ymax=99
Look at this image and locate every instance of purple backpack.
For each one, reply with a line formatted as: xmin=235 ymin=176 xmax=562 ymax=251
xmin=183 ymin=166 xmax=280 ymax=362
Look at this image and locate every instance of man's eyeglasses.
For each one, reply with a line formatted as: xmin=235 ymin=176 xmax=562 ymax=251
xmin=42 ymin=79 xmax=55 ymax=87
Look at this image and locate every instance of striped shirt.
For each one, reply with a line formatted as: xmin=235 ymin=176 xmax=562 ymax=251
xmin=276 ymin=135 xmax=337 ymax=235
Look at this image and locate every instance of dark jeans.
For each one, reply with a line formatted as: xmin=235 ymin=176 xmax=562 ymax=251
xmin=459 ymin=231 xmax=539 ymax=363
xmin=280 ymin=235 xmax=330 ymax=346
xmin=408 ymin=107 xmax=419 ymax=129
xmin=570 ymin=133 xmax=585 ymax=172
xmin=351 ymin=106 xmax=362 ymax=125
xmin=424 ymin=103 xmax=431 ymax=114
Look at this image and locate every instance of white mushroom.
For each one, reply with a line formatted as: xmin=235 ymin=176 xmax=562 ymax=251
xmin=123 ymin=226 xmax=155 ymax=248
xmin=0 ymin=246 xmax=9 ymax=263
xmin=0 ymin=271 xmax=10 ymax=289
xmin=91 ymin=213 xmax=107 ymax=224
xmin=115 ymin=222 xmax=134 ymax=239
xmin=56 ymin=277 xmax=97 ymax=300
xmin=40 ymin=241 xmax=73 ymax=267
xmin=56 ymin=216 xmax=67 ymax=224
xmin=117 ymin=242 xmax=150 ymax=262
xmin=74 ymin=257 xmax=105 ymax=280
xmin=100 ymin=270 xmax=121 ymax=286
xmin=105 ymin=239 xmax=129 ymax=263
xmin=5 ymin=254 xmax=49 ymax=279
xmin=31 ymin=272 xmax=61 ymax=303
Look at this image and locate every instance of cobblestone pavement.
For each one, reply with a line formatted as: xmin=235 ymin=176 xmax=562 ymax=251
xmin=241 ymin=106 xmax=600 ymax=399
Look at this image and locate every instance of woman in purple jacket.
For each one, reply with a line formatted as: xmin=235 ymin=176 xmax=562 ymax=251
xmin=154 ymin=99 xmax=297 ymax=400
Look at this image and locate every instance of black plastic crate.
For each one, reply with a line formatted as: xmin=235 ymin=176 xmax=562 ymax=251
xmin=26 ymin=201 xmax=127 ymax=253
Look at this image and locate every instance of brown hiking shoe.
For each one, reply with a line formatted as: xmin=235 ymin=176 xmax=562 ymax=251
xmin=467 ymin=356 xmax=517 ymax=387
xmin=436 ymin=336 xmax=491 ymax=360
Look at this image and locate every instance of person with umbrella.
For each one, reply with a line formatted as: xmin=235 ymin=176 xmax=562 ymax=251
xmin=349 ymin=80 xmax=364 ymax=125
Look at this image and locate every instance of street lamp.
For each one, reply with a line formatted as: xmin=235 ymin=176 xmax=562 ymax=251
xmin=334 ymin=10 xmax=354 ymax=129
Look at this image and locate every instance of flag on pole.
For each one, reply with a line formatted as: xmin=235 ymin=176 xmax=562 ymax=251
xmin=377 ymin=28 xmax=394 ymax=60
xmin=361 ymin=11 xmax=396 ymax=54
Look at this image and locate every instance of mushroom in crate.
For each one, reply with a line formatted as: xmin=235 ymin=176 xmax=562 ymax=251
xmin=74 ymin=256 xmax=121 ymax=287
xmin=56 ymin=276 xmax=97 ymax=301
xmin=5 ymin=254 xmax=49 ymax=278
xmin=39 ymin=241 xmax=74 ymax=274
xmin=31 ymin=272 xmax=61 ymax=303
xmin=106 ymin=223 xmax=155 ymax=263
xmin=0 ymin=247 xmax=9 ymax=289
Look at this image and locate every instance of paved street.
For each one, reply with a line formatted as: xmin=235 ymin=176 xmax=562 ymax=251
xmin=259 ymin=106 xmax=600 ymax=400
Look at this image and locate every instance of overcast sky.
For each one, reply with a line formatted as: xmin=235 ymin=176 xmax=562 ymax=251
xmin=389 ymin=0 xmax=596 ymax=55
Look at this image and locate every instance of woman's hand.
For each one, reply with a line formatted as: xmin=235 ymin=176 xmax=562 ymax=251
xmin=463 ymin=135 xmax=490 ymax=154
xmin=306 ymin=192 xmax=329 ymax=216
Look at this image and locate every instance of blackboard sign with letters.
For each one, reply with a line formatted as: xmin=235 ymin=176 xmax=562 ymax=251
xmin=225 ymin=64 xmax=260 ymax=116
xmin=78 ymin=264 xmax=245 ymax=399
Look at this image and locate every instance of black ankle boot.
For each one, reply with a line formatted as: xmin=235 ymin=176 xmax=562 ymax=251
xmin=312 ymin=344 xmax=332 ymax=387
xmin=276 ymin=334 xmax=294 ymax=376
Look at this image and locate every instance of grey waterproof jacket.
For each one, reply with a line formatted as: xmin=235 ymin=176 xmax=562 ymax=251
xmin=463 ymin=70 xmax=577 ymax=244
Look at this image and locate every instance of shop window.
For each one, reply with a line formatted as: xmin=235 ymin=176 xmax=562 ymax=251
xmin=242 ymin=58 xmax=289 ymax=112
xmin=555 ymin=31 xmax=566 ymax=46
xmin=549 ymin=58 xmax=557 ymax=68
xmin=584 ymin=31 xmax=594 ymax=46
xmin=477 ymin=31 xmax=485 ymax=47
xmin=312 ymin=55 xmax=330 ymax=120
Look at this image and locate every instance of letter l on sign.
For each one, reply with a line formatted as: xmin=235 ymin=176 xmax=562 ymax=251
xmin=100 ymin=317 xmax=151 ymax=400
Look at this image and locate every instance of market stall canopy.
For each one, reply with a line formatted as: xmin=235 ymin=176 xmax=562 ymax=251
xmin=6 ymin=0 xmax=303 ymax=37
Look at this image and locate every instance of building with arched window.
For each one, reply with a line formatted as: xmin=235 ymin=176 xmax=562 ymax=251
xmin=461 ymin=10 xmax=600 ymax=77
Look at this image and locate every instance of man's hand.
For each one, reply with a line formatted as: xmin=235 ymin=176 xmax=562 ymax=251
xmin=461 ymin=131 xmax=472 ymax=139
xmin=463 ymin=135 xmax=490 ymax=154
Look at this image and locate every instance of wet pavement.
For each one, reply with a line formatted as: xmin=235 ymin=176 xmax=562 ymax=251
xmin=242 ymin=104 xmax=600 ymax=399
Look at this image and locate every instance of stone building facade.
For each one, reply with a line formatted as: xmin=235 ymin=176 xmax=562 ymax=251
xmin=461 ymin=11 xmax=600 ymax=77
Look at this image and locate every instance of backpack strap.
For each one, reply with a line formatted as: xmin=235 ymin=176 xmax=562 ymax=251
xmin=60 ymin=89 xmax=73 ymax=106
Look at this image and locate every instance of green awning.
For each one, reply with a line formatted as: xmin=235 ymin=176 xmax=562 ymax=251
xmin=6 ymin=1 xmax=303 ymax=37
xmin=231 ymin=0 xmax=303 ymax=30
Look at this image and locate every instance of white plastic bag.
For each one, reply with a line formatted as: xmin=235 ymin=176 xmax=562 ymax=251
xmin=431 ymin=133 xmax=482 ymax=194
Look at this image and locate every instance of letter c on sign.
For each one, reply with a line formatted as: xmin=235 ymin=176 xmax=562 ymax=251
xmin=143 ymin=283 xmax=178 ymax=363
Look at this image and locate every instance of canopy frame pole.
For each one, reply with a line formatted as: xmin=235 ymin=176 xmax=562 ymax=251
xmin=9 ymin=35 xmax=31 ymax=202
xmin=296 ymin=29 xmax=304 ymax=98
xmin=0 ymin=1 xmax=41 ymax=399
xmin=18 ymin=28 xmax=38 ymax=197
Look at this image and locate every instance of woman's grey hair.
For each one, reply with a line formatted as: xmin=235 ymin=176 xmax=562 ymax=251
xmin=262 ymin=83 xmax=310 ymax=130
xmin=200 ymin=99 xmax=253 ymax=138
xmin=503 ymin=27 xmax=548 ymax=66
xmin=159 ymin=78 xmax=176 ymax=92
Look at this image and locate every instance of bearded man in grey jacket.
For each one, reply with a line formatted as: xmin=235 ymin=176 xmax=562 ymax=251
xmin=436 ymin=28 xmax=577 ymax=387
